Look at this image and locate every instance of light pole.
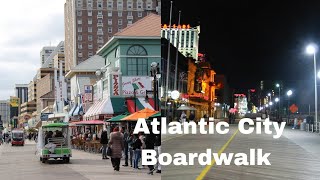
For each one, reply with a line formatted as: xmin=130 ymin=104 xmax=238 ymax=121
xmin=165 ymin=1 xmax=173 ymax=118
xmin=287 ymin=90 xmax=292 ymax=121
xmin=276 ymin=84 xmax=281 ymax=118
xmin=306 ymin=44 xmax=318 ymax=126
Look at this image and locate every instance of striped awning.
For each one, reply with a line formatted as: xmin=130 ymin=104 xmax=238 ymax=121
xmin=83 ymin=97 xmax=126 ymax=120
xmin=126 ymin=98 xmax=159 ymax=113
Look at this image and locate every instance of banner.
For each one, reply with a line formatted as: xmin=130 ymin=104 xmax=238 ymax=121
xmin=122 ymin=76 xmax=152 ymax=97
xmin=10 ymin=96 xmax=19 ymax=107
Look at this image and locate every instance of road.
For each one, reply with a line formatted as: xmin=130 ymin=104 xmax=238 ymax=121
xmin=162 ymin=123 xmax=320 ymax=180
xmin=0 ymin=140 xmax=160 ymax=180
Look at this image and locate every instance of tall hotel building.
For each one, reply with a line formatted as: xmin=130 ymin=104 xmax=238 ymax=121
xmin=64 ymin=0 xmax=161 ymax=71
xmin=161 ymin=24 xmax=200 ymax=61
xmin=15 ymin=84 xmax=28 ymax=104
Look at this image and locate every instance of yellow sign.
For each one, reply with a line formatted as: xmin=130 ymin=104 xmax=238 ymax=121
xmin=10 ymin=96 xmax=19 ymax=107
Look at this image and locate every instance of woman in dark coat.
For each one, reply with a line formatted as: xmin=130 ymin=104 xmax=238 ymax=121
xmin=108 ymin=127 xmax=124 ymax=171
xmin=145 ymin=131 xmax=156 ymax=175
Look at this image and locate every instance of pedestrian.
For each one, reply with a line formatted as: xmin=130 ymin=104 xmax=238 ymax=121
xmin=122 ymin=127 xmax=129 ymax=167
xmin=132 ymin=134 xmax=142 ymax=170
xmin=180 ymin=111 xmax=187 ymax=124
xmin=126 ymin=131 xmax=134 ymax=167
xmin=145 ymin=129 xmax=156 ymax=175
xmin=189 ymin=111 xmax=195 ymax=122
xmin=108 ymin=127 xmax=124 ymax=171
xmin=154 ymin=129 xmax=161 ymax=173
xmin=100 ymin=130 xmax=109 ymax=160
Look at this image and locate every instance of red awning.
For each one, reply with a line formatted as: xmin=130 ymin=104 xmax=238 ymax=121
xmin=74 ymin=120 xmax=105 ymax=125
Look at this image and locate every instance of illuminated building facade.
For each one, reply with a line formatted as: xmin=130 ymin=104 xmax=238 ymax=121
xmin=161 ymin=24 xmax=200 ymax=61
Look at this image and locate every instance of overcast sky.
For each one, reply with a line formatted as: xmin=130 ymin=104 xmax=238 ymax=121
xmin=0 ymin=0 xmax=65 ymax=100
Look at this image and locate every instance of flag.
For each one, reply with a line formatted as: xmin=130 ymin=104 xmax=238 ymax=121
xmin=132 ymin=82 xmax=145 ymax=89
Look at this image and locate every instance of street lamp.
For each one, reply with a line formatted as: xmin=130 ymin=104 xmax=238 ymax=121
xmin=150 ymin=62 xmax=161 ymax=111
xmin=276 ymin=83 xmax=281 ymax=118
xmin=287 ymin=90 xmax=292 ymax=119
xmin=306 ymin=43 xmax=318 ymax=126
xmin=275 ymin=98 xmax=279 ymax=102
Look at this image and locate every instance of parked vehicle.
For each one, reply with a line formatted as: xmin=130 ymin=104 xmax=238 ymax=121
xmin=11 ymin=129 xmax=25 ymax=146
xmin=36 ymin=122 xmax=72 ymax=163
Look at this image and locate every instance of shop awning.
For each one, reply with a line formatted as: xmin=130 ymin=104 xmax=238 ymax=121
xmin=68 ymin=103 xmax=77 ymax=117
xmin=149 ymin=112 xmax=161 ymax=118
xmin=48 ymin=113 xmax=67 ymax=119
xmin=121 ymin=108 xmax=158 ymax=121
xmin=74 ymin=120 xmax=105 ymax=125
xmin=83 ymin=97 xmax=126 ymax=119
xmin=126 ymin=98 xmax=160 ymax=113
xmin=106 ymin=113 xmax=129 ymax=122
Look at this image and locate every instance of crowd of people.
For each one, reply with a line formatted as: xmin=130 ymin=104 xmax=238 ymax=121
xmin=100 ymin=126 xmax=161 ymax=175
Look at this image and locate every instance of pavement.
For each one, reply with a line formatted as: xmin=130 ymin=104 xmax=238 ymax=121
xmin=0 ymin=140 xmax=160 ymax=180
xmin=162 ymin=122 xmax=320 ymax=180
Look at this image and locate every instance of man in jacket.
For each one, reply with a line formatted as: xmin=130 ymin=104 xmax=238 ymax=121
xmin=100 ymin=130 xmax=109 ymax=159
xmin=145 ymin=130 xmax=156 ymax=175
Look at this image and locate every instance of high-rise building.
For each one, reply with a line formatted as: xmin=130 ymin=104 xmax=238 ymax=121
xmin=0 ymin=100 xmax=10 ymax=127
xmin=40 ymin=46 xmax=55 ymax=66
xmin=64 ymin=0 xmax=161 ymax=71
xmin=15 ymin=84 xmax=28 ymax=104
xmin=161 ymin=24 xmax=200 ymax=61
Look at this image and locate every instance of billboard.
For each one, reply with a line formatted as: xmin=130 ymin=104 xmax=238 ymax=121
xmin=122 ymin=76 xmax=152 ymax=97
xmin=10 ymin=96 xmax=19 ymax=107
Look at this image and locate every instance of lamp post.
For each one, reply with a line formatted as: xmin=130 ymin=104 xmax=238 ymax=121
xmin=276 ymin=83 xmax=281 ymax=118
xmin=287 ymin=90 xmax=292 ymax=121
xmin=150 ymin=62 xmax=161 ymax=111
xmin=306 ymin=44 xmax=318 ymax=126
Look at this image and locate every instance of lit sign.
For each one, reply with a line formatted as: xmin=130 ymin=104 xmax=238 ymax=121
xmin=113 ymin=75 xmax=120 ymax=96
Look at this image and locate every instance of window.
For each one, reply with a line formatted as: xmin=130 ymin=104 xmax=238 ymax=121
xmin=77 ymin=11 xmax=82 ymax=16
xmin=78 ymin=35 xmax=82 ymax=41
xmin=126 ymin=45 xmax=148 ymax=75
xmin=88 ymin=10 xmax=92 ymax=16
xmin=108 ymin=27 xmax=112 ymax=33
xmin=77 ymin=19 xmax=82 ymax=24
xmin=127 ymin=11 xmax=132 ymax=16
xmin=138 ymin=11 xmax=142 ymax=17
xmin=103 ymin=79 xmax=108 ymax=91
xmin=98 ymin=36 xmax=104 ymax=43
xmin=97 ymin=1 xmax=103 ymax=8
xmin=88 ymin=44 xmax=93 ymax=49
xmin=87 ymin=0 xmax=92 ymax=8
xmin=88 ymin=35 xmax=93 ymax=41
xmin=88 ymin=51 xmax=93 ymax=57
xmin=77 ymin=0 xmax=82 ymax=7
xmin=78 ymin=43 xmax=82 ymax=49
xmin=117 ymin=0 xmax=123 ymax=10
xmin=78 ymin=26 xmax=82 ymax=32
xmin=98 ymin=27 xmax=103 ymax=32
xmin=118 ymin=11 xmax=122 ymax=17
xmin=128 ymin=20 xmax=132 ymax=25
xmin=107 ymin=0 xmax=113 ymax=9
xmin=108 ymin=11 xmax=112 ymax=17
xmin=118 ymin=27 xmax=122 ymax=32
xmin=118 ymin=19 xmax=122 ymax=25
xmin=146 ymin=1 xmax=152 ymax=9
xmin=88 ymin=18 xmax=92 ymax=24
xmin=98 ymin=11 xmax=102 ymax=15
xmin=88 ymin=27 xmax=92 ymax=32
xmin=98 ymin=45 xmax=103 ymax=49
xmin=78 ymin=51 xmax=83 ymax=57
xmin=137 ymin=1 xmax=143 ymax=9
xmin=127 ymin=0 xmax=133 ymax=9
xmin=108 ymin=19 xmax=112 ymax=25
xmin=108 ymin=35 xmax=112 ymax=40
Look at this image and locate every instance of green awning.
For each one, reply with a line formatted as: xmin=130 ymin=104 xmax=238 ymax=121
xmin=106 ymin=113 xmax=129 ymax=122
xmin=150 ymin=112 xmax=161 ymax=118
xmin=42 ymin=122 xmax=68 ymax=128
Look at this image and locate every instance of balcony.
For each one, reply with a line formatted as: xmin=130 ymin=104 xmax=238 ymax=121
xmin=97 ymin=31 xmax=103 ymax=35
xmin=97 ymin=15 xmax=103 ymax=19
xmin=127 ymin=15 xmax=133 ymax=20
xmin=97 ymin=23 xmax=103 ymax=27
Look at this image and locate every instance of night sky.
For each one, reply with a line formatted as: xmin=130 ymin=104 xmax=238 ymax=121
xmin=162 ymin=0 xmax=320 ymax=90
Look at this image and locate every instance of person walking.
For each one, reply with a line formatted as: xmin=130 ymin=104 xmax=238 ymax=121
xmin=100 ymin=130 xmax=109 ymax=160
xmin=122 ymin=127 xmax=129 ymax=166
xmin=126 ymin=131 xmax=134 ymax=167
xmin=180 ymin=111 xmax=187 ymax=124
xmin=108 ymin=127 xmax=124 ymax=171
xmin=154 ymin=132 xmax=161 ymax=173
xmin=145 ymin=129 xmax=156 ymax=175
xmin=132 ymin=134 xmax=142 ymax=170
